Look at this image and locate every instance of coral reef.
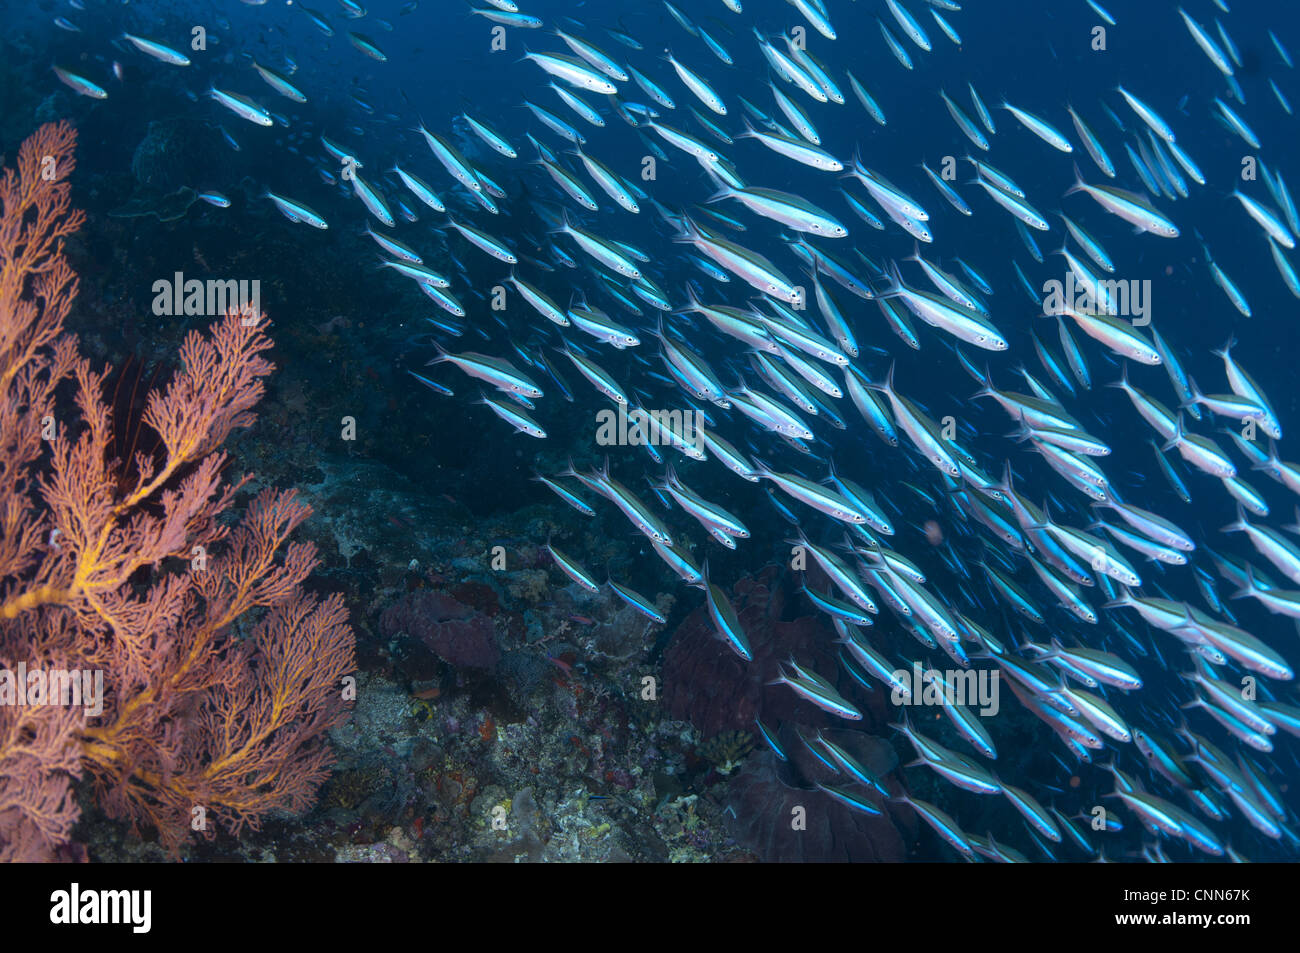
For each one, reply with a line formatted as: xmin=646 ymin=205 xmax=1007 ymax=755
xmin=0 ymin=117 xmax=854 ymax=864
xmin=662 ymin=566 xmax=912 ymax=860
xmin=724 ymin=739 xmax=909 ymax=862
xmin=664 ymin=565 xmax=893 ymax=738
xmin=0 ymin=123 xmax=355 ymax=860
xmin=381 ymin=588 xmax=501 ymax=671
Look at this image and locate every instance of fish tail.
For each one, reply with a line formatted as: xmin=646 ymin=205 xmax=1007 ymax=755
xmin=995 ymin=459 xmax=1016 ymax=496
xmin=424 ymin=340 xmax=450 ymax=365
xmin=1159 ymin=413 xmax=1185 ymax=452
xmin=1104 ymin=361 xmax=1131 ymax=392
xmin=1228 ymin=572 xmax=1256 ymax=601
xmin=870 ymin=360 xmax=896 ymax=396
xmin=1210 ymin=335 xmax=1238 ymax=360
xmin=702 ymin=183 xmax=732 ymax=204
xmin=1063 ymin=162 xmax=1087 ymax=196
xmin=883 ymin=259 xmax=905 ymax=295
xmin=1219 ymin=504 xmax=1249 ymax=535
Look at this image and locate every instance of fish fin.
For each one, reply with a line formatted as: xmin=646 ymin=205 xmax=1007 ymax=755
xmin=1099 ymin=591 xmax=1133 ymax=611
xmin=1159 ymin=412 xmax=1186 ymax=453
xmin=423 ymin=340 xmax=451 ymax=365
xmin=1103 ymin=360 xmax=1132 ymax=392
xmin=1063 ymin=162 xmax=1087 ymax=197
xmin=1210 ymin=335 xmax=1238 ymax=360
xmin=1220 ymin=504 xmax=1249 ymax=535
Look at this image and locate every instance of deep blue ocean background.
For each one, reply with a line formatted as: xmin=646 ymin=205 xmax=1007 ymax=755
xmin=3 ymin=0 xmax=1299 ymax=862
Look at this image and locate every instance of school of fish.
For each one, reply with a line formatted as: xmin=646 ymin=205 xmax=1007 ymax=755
xmin=43 ymin=0 xmax=1300 ymax=861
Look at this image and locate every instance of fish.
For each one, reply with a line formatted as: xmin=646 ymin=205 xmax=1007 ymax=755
xmin=663 ymin=51 xmax=725 ymax=115
xmin=477 ymin=392 xmax=546 ymax=438
xmin=707 ymin=184 xmax=846 ymax=238
xmin=1178 ymin=7 xmax=1234 ymax=77
xmin=120 ymin=33 xmax=191 ymax=67
xmin=737 ymin=119 xmax=843 ymax=172
xmin=444 ymin=215 xmax=517 ymax=263
xmin=251 ymin=60 xmax=308 ymax=102
xmin=1115 ymin=86 xmax=1176 ymax=143
xmin=523 ymin=48 xmax=618 ymax=95
xmin=427 ymin=344 xmax=541 ymax=397
xmin=546 ymin=537 xmax=600 ymax=591
xmin=197 ymin=190 xmax=230 ymax=208
xmin=470 ymin=7 xmax=542 ymax=29
xmin=552 ymin=26 xmax=629 ymax=81
xmin=346 ymin=31 xmax=387 ymax=61
xmin=351 ymin=172 xmax=395 ymax=227
xmin=846 ymin=71 xmax=887 ymax=125
xmin=606 ymin=577 xmax=666 ymax=624
xmin=263 ymin=191 xmax=329 ymax=229
xmin=940 ymin=89 xmax=989 ymax=152
xmin=1066 ymin=167 xmax=1179 ymax=237
xmin=1067 ymin=105 xmax=1115 ymax=178
xmin=1000 ymin=101 xmax=1073 ymax=153
xmin=462 ymin=113 xmax=518 ymax=158
xmin=770 ymin=661 xmax=861 ymax=719
xmin=1232 ymin=190 xmax=1296 ymax=249
xmin=208 ymin=86 xmax=273 ymax=126
xmin=694 ymin=563 xmax=751 ymax=661
xmin=417 ymin=122 xmax=483 ymax=192
xmin=42 ymin=0 xmax=1300 ymax=868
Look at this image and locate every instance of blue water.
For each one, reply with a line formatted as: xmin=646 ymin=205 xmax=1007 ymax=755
xmin=5 ymin=0 xmax=1300 ymax=862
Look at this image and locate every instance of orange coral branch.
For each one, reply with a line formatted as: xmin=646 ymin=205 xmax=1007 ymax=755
xmin=0 ymin=122 xmax=355 ymax=861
